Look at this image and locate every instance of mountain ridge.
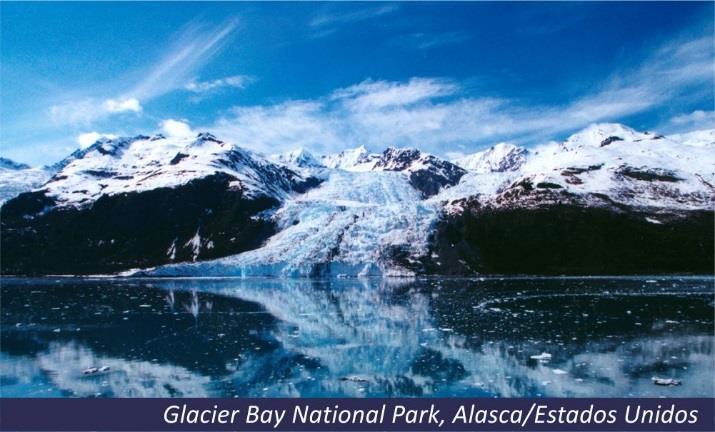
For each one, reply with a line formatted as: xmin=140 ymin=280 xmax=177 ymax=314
xmin=1 ymin=123 xmax=713 ymax=276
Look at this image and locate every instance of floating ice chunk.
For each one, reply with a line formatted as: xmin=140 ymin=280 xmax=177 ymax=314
xmin=652 ymin=377 xmax=681 ymax=386
xmin=530 ymin=352 xmax=552 ymax=362
xmin=82 ymin=366 xmax=111 ymax=375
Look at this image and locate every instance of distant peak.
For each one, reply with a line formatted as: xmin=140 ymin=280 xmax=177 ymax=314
xmin=272 ymin=147 xmax=324 ymax=168
xmin=564 ymin=123 xmax=649 ymax=148
xmin=0 ymin=157 xmax=30 ymax=170
xmin=195 ymin=132 xmax=220 ymax=142
xmin=382 ymin=147 xmax=421 ymax=158
xmin=453 ymin=142 xmax=528 ymax=173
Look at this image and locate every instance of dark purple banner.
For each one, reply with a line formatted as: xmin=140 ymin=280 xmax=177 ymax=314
xmin=1 ymin=398 xmax=713 ymax=431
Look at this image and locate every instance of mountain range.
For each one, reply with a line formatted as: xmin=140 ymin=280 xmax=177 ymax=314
xmin=1 ymin=123 xmax=713 ymax=276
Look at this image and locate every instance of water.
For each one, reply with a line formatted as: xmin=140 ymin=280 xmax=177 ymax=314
xmin=1 ymin=277 xmax=713 ymax=398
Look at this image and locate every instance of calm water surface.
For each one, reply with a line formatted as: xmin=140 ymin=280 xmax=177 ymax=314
xmin=1 ymin=277 xmax=713 ymax=397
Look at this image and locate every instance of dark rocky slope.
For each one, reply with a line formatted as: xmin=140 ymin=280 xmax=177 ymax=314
xmin=1 ymin=173 xmax=318 ymax=275
xmin=428 ymin=203 xmax=713 ymax=275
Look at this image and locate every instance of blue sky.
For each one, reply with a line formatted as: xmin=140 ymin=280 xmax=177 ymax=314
xmin=1 ymin=2 xmax=713 ymax=165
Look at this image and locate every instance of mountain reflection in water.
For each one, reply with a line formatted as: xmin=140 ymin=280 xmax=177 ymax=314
xmin=1 ymin=277 xmax=713 ymax=397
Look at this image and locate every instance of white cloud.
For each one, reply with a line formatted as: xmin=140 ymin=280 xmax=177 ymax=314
xmin=129 ymin=19 xmax=239 ymax=101
xmin=50 ymin=99 xmax=101 ymax=125
xmin=51 ymin=98 xmax=142 ymax=124
xmin=185 ymin=75 xmax=253 ymax=93
xmin=48 ymin=19 xmax=238 ymax=126
xmin=103 ymin=98 xmax=142 ymax=113
xmin=332 ymin=78 xmax=458 ymax=110
xmin=308 ymin=4 xmax=399 ymax=39
xmin=77 ymin=132 xmax=118 ymax=149
xmin=212 ymin=101 xmax=343 ymax=155
xmin=160 ymin=119 xmax=194 ymax=138
xmin=670 ymin=110 xmax=715 ymax=125
xmin=310 ymin=4 xmax=399 ymax=28
xmin=204 ymin=31 xmax=712 ymax=157
xmin=392 ymin=31 xmax=471 ymax=51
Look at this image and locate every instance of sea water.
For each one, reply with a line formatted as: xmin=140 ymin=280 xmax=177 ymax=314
xmin=1 ymin=276 xmax=712 ymax=397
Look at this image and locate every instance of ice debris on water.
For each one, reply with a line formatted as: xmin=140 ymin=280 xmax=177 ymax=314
xmin=82 ymin=366 xmax=111 ymax=375
xmin=530 ymin=352 xmax=552 ymax=362
xmin=652 ymin=377 xmax=681 ymax=386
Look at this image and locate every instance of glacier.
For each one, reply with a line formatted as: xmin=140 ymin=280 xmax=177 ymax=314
xmin=137 ymin=123 xmax=715 ymax=277
xmin=148 ymin=169 xmax=439 ymax=277
xmin=2 ymin=122 xmax=713 ymax=277
xmin=0 ymin=158 xmax=52 ymax=204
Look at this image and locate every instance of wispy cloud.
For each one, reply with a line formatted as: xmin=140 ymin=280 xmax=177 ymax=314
xmin=670 ymin=109 xmax=714 ymax=125
xmin=185 ymin=75 xmax=253 ymax=93
xmin=50 ymin=98 xmax=142 ymax=125
xmin=310 ymin=4 xmax=398 ymax=28
xmin=127 ymin=19 xmax=239 ymax=101
xmin=392 ymin=31 xmax=471 ymax=51
xmin=309 ymin=4 xmax=399 ymax=38
xmin=665 ymin=110 xmax=715 ymax=132
xmin=49 ymin=19 xmax=239 ymax=126
xmin=208 ymin=32 xmax=712 ymax=157
xmin=213 ymin=101 xmax=343 ymax=155
xmin=103 ymin=98 xmax=142 ymax=114
xmin=331 ymin=78 xmax=458 ymax=110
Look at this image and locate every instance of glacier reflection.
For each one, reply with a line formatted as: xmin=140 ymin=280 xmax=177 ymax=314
xmin=1 ymin=277 xmax=713 ymax=397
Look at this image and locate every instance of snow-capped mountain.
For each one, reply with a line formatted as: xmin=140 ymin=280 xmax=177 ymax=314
xmin=1 ymin=133 xmax=321 ymax=275
xmin=270 ymin=147 xmax=325 ymax=169
xmin=0 ymin=157 xmax=52 ymax=204
xmin=42 ymin=132 xmax=314 ymax=208
xmin=561 ymin=122 xmax=654 ymax=149
xmin=428 ymin=123 xmax=714 ymax=275
xmin=453 ymin=143 xmax=528 ymax=173
xmin=139 ymin=147 xmax=465 ymax=277
xmin=0 ymin=157 xmax=30 ymax=170
xmin=371 ymin=147 xmax=467 ymax=197
xmin=437 ymin=123 xmax=714 ymax=212
xmin=321 ymin=145 xmax=380 ymax=170
xmin=1 ymin=123 xmax=713 ymax=276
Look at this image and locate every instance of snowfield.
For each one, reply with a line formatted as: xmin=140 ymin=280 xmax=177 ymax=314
xmin=0 ymin=166 xmax=52 ymax=204
xmin=436 ymin=123 xmax=715 ymax=211
xmin=40 ymin=133 xmax=310 ymax=208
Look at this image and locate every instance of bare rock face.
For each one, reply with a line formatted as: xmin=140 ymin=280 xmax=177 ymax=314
xmin=374 ymin=147 xmax=467 ymax=197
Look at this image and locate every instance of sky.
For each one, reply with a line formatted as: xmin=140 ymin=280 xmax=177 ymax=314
xmin=1 ymin=2 xmax=713 ymax=165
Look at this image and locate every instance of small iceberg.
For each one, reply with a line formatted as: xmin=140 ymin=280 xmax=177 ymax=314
xmin=530 ymin=352 xmax=552 ymax=362
xmin=652 ymin=377 xmax=681 ymax=386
